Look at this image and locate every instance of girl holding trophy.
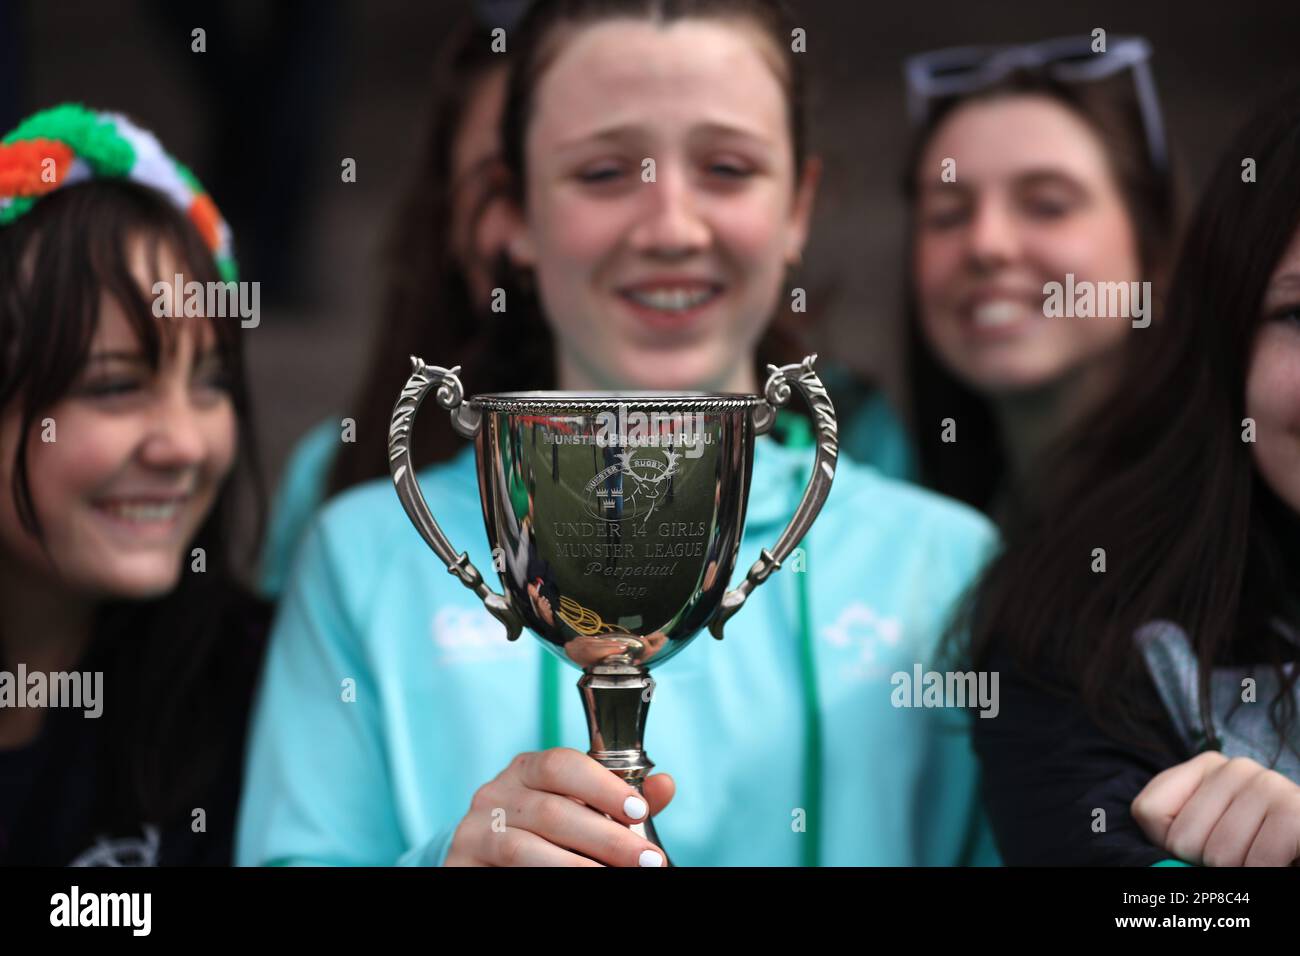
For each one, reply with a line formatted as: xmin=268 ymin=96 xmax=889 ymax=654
xmin=239 ymin=0 xmax=997 ymax=867
xmin=258 ymin=2 xmax=916 ymax=606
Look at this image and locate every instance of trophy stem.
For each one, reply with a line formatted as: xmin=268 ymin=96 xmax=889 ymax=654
xmin=577 ymin=662 xmax=671 ymax=866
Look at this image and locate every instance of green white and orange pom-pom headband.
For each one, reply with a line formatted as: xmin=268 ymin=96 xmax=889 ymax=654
xmin=0 ymin=103 xmax=238 ymax=282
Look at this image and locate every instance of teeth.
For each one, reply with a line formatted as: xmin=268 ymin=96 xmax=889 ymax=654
xmin=624 ymin=286 xmax=718 ymax=311
xmin=97 ymin=501 xmax=183 ymax=522
xmin=972 ymin=300 xmax=1030 ymax=328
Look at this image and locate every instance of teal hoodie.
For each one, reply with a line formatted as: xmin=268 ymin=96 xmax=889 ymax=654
xmin=237 ymin=424 xmax=997 ymax=866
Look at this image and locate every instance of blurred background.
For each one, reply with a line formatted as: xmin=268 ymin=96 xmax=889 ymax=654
xmin=4 ymin=0 xmax=1299 ymax=494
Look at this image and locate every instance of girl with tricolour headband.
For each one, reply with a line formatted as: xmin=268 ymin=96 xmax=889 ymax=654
xmin=0 ymin=104 xmax=266 ymax=865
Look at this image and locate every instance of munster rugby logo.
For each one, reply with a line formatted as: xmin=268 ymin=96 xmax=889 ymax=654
xmin=584 ymin=447 xmax=681 ymax=524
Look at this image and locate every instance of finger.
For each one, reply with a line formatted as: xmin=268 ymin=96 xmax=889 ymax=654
xmin=511 ymin=788 xmax=665 ymax=867
xmin=1131 ymin=751 xmax=1230 ymax=848
xmin=643 ymin=773 xmax=676 ymax=817
xmin=513 ymin=748 xmax=652 ymax=825
xmin=1202 ymin=774 xmax=1278 ymax=867
xmin=1244 ymin=793 xmax=1300 ymax=867
xmin=1166 ymin=757 xmax=1268 ymax=864
xmin=486 ymin=825 xmax=604 ymax=867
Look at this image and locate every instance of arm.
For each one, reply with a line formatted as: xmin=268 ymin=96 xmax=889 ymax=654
xmin=236 ymin=516 xmax=419 ymax=865
xmin=972 ymin=647 xmax=1188 ymax=865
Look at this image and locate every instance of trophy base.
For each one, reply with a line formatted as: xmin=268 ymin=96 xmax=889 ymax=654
xmin=577 ymin=661 xmax=672 ymax=866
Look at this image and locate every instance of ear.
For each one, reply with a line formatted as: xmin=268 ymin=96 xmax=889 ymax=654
xmin=785 ymin=154 xmax=823 ymax=264
xmin=501 ymin=196 xmax=537 ymax=268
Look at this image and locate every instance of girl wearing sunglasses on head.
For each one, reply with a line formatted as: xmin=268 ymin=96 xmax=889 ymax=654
xmin=961 ymin=87 xmax=1300 ymax=866
xmin=0 ymin=105 xmax=267 ymax=865
xmin=238 ymin=0 xmax=998 ymax=868
xmin=903 ymin=35 xmax=1183 ymax=515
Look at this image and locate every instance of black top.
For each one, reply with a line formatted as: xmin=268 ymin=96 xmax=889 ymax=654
xmin=971 ymin=647 xmax=1189 ymax=866
xmin=0 ymin=596 xmax=268 ymax=866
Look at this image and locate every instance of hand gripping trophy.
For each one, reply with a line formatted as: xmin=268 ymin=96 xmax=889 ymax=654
xmin=388 ymin=355 xmax=838 ymax=863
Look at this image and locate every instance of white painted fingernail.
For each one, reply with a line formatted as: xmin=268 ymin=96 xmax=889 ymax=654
xmin=624 ymin=795 xmax=648 ymax=820
xmin=638 ymin=849 xmax=664 ymax=867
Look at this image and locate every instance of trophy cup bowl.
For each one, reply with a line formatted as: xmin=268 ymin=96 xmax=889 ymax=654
xmin=388 ymin=355 xmax=838 ymax=863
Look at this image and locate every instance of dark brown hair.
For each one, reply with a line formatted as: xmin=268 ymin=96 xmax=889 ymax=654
xmin=328 ymin=0 xmax=816 ymax=491
xmin=904 ymin=68 xmax=1185 ymax=512
xmin=0 ymin=178 xmax=267 ymax=829
xmin=326 ymin=16 xmax=513 ymax=493
xmin=958 ymin=86 xmax=1300 ymax=760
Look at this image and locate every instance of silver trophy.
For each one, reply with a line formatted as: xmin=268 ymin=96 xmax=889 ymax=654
xmin=388 ymin=354 xmax=838 ymax=862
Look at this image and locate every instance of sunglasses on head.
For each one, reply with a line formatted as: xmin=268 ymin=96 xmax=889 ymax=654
xmin=903 ymin=35 xmax=1168 ymax=171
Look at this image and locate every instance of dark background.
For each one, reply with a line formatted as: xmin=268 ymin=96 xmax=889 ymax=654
xmin=5 ymin=0 xmax=1300 ymax=495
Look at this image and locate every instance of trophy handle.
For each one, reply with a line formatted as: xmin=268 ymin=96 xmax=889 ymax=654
xmin=388 ymin=356 xmax=524 ymax=641
xmin=710 ymin=353 xmax=838 ymax=640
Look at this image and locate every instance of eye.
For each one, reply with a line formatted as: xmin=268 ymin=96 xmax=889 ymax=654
xmin=707 ymin=162 xmax=753 ymax=180
xmin=80 ymin=377 xmax=144 ymax=399
xmin=920 ymin=202 xmax=970 ymax=230
xmin=194 ymin=372 xmax=231 ymax=392
xmin=1271 ymin=306 xmax=1300 ymax=328
xmin=192 ymin=364 xmax=233 ymax=402
xmin=1020 ymin=195 xmax=1072 ymax=221
xmin=577 ymin=164 xmax=624 ymax=185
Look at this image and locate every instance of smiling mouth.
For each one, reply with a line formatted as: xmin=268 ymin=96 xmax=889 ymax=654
xmin=967 ymin=298 xmax=1040 ymax=331
xmin=90 ymin=496 xmax=191 ymax=526
xmin=618 ymin=284 xmax=725 ymax=314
